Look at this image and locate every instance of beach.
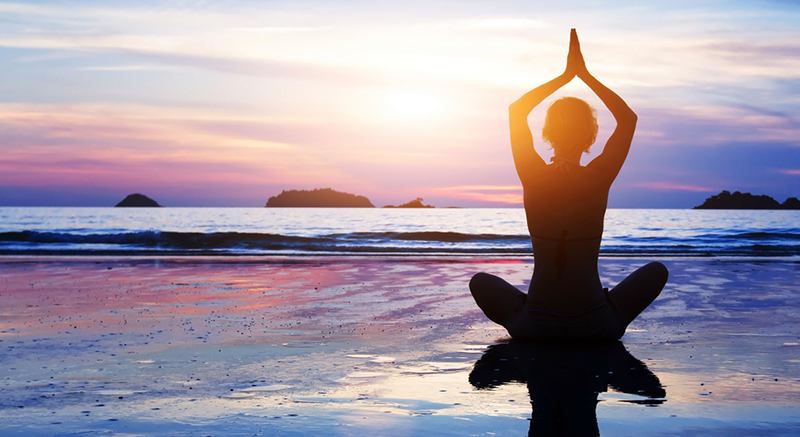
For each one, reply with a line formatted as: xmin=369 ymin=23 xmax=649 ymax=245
xmin=1 ymin=256 xmax=799 ymax=436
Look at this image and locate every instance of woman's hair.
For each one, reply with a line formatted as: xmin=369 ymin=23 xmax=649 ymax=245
xmin=541 ymin=97 xmax=598 ymax=154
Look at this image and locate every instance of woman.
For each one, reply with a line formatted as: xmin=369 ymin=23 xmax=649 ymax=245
xmin=470 ymin=29 xmax=668 ymax=341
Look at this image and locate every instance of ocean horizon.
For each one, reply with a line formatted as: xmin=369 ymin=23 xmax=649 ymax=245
xmin=2 ymin=207 xmax=798 ymax=258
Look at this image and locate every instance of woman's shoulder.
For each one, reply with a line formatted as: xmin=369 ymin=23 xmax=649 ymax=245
xmin=522 ymin=162 xmax=606 ymax=189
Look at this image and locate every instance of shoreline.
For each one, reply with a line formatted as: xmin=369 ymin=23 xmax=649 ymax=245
xmin=3 ymin=254 xmax=800 ymax=262
xmin=2 ymin=256 xmax=799 ymax=435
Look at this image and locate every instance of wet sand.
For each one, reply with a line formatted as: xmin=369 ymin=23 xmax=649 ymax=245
xmin=1 ymin=257 xmax=799 ymax=436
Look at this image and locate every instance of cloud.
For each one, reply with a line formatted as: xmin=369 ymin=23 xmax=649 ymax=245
xmin=233 ymin=26 xmax=327 ymax=33
xmin=77 ymin=64 xmax=177 ymax=72
xmin=434 ymin=185 xmax=523 ymax=204
xmin=633 ymin=182 xmax=716 ymax=193
xmin=0 ymin=102 xmax=350 ymax=189
xmin=440 ymin=17 xmax=551 ymax=31
xmin=703 ymin=40 xmax=800 ymax=71
xmin=633 ymin=103 xmax=800 ymax=148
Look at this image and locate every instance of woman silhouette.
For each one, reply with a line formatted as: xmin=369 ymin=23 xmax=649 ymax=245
xmin=470 ymin=29 xmax=668 ymax=341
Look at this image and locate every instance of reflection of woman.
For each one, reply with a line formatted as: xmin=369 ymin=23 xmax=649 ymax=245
xmin=469 ymin=340 xmax=666 ymax=436
xmin=470 ymin=29 xmax=668 ymax=341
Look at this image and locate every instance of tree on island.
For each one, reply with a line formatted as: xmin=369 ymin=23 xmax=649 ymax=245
xmin=265 ymin=188 xmax=374 ymax=207
xmin=694 ymin=190 xmax=800 ymax=210
xmin=383 ymin=198 xmax=434 ymax=208
xmin=784 ymin=197 xmax=800 ymax=209
xmin=115 ymin=193 xmax=161 ymax=207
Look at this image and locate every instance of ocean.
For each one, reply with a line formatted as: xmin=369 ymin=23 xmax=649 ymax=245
xmin=0 ymin=207 xmax=798 ymax=257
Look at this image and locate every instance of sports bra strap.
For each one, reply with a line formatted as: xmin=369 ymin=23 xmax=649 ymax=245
xmin=529 ymin=230 xmax=601 ymax=280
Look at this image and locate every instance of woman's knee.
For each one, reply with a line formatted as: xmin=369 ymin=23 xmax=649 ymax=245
xmin=649 ymin=261 xmax=668 ymax=275
xmin=645 ymin=261 xmax=669 ymax=287
xmin=469 ymin=272 xmax=496 ymax=295
xmin=608 ymin=261 xmax=669 ymax=325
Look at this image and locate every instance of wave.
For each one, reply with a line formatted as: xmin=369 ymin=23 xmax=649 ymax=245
xmin=0 ymin=230 xmax=531 ymax=255
xmin=718 ymin=231 xmax=800 ymax=241
xmin=1 ymin=230 xmax=798 ymax=257
xmin=332 ymin=231 xmax=525 ymax=242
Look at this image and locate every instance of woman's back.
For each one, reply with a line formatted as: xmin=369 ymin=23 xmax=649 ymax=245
xmin=524 ymin=163 xmax=610 ymax=313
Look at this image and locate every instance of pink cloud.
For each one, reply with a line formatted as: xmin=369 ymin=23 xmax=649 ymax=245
xmin=0 ymin=103 xmax=352 ymax=190
xmin=435 ymin=185 xmax=523 ymax=204
xmin=634 ymin=182 xmax=715 ymax=192
xmin=780 ymin=169 xmax=800 ymax=175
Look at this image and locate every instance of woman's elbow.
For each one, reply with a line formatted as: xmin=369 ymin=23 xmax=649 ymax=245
xmin=509 ymin=102 xmax=531 ymax=122
xmin=619 ymin=109 xmax=637 ymax=128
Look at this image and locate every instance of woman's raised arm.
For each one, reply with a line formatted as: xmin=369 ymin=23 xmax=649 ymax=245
xmin=508 ymin=39 xmax=576 ymax=185
xmin=570 ymin=29 xmax=638 ymax=182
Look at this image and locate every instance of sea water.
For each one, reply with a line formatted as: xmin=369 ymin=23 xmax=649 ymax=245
xmin=0 ymin=207 xmax=798 ymax=257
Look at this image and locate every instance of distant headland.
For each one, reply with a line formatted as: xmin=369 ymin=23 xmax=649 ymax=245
xmin=115 ymin=193 xmax=161 ymax=207
xmin=383 ymin=198 xmax=434 ymax=208
xmin=266 ymin=188 xmax=375 ymax=207
xmin=694 ymin=191 xmax=800 ymax=210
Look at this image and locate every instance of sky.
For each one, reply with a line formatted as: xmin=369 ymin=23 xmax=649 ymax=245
xmin=1 ymin=0 xmax=799 ymax=208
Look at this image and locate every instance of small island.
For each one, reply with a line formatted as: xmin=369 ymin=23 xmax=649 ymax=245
xmin=694 ymin=190 xmax=800 ymax=210
xmin=265 ymin=188 xmax=374 ymax=207
xmin=115 ymin=193 xmax=161 ymax=207
xmin=383 ymin=198 xmax=434 ymax=208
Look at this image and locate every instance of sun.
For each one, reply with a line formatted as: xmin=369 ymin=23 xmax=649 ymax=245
xmin=385 ymin=90 xmax=442 ymax=121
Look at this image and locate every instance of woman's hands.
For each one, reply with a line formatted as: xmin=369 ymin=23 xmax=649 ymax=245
xmin=565 ymin=28 xmax=588 ymax=79
xmin=508 ymin=28 xmax=608 ymax=185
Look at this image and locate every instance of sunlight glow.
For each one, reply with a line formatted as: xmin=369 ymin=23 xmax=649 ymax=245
xmin=385 ymin=91 xmax=443 ymax=121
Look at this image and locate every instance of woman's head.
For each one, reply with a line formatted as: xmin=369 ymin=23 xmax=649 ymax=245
xmin=542 ymin=97 xmax=598 ymax=155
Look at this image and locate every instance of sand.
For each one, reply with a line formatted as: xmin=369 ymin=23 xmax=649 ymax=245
xmin=1 ymin=256 xmax=799 ymax=436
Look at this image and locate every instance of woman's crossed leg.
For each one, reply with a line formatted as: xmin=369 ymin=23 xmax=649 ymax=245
xmin=469 ymin=262 xmax=668 ymax=340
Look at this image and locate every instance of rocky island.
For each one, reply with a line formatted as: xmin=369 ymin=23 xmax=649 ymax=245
xmin=694 ymin=190 xmax=800 ymax=210
xmin=265 ymin=188 xmax=374 ymax=207
xmin=383 ymin=198 xmax=434 ymax=208
xmin=115 ymin=193 xmax=161 ymax=207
